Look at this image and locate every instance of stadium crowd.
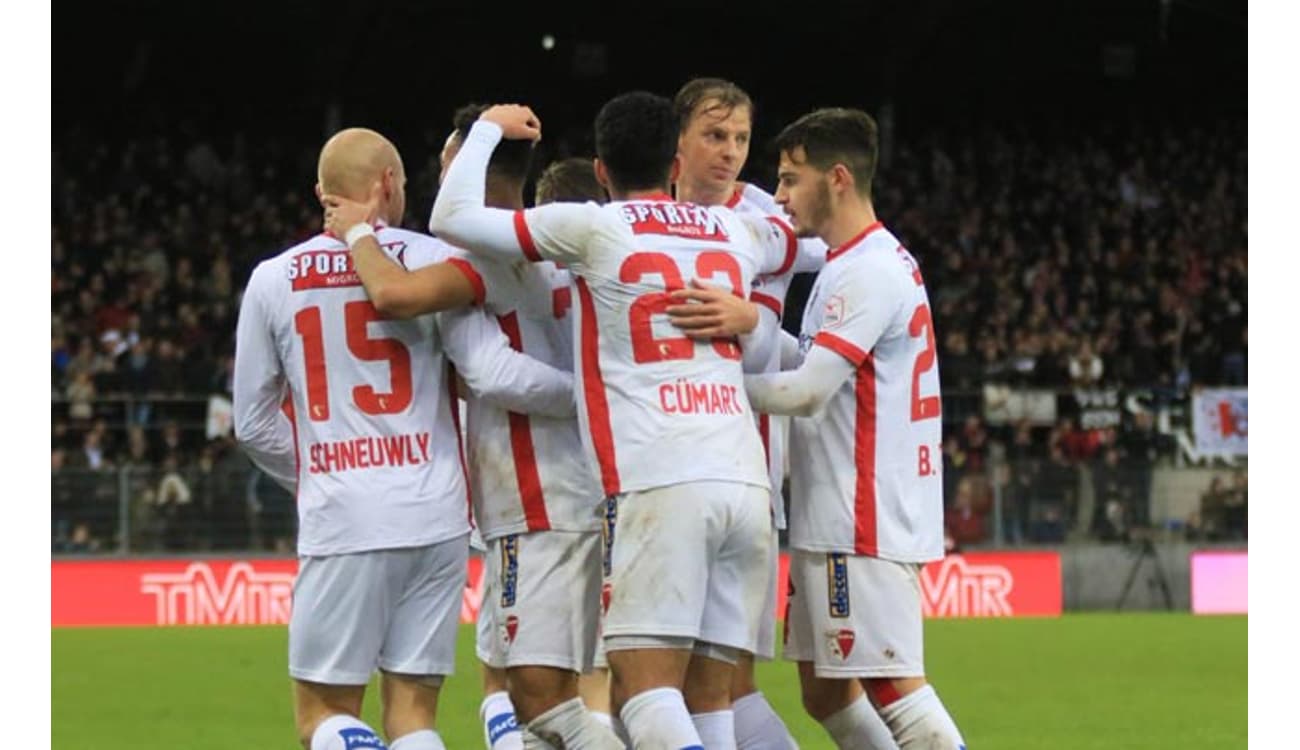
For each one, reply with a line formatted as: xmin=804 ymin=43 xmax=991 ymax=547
xmin=50 ymin=116 xmax=1246 ymax=553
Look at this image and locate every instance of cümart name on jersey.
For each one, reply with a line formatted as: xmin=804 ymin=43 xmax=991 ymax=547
xmin=308 ymin=431 xmax=432 ymax=474
xmin=658 ymin=379 xmax=746 ymax=416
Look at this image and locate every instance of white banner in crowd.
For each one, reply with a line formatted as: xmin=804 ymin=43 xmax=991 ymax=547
xmin=207 ymin=395 xmax=234 ymax=439
xmin=1192 ymin=388 xmax=1248 ymax=456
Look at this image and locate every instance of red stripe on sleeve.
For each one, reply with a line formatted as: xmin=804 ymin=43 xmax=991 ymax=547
xmin=750 ymin=290 xmax=783 ymax=319
xmin=496 ymin=312 xmax=551 ymax=531
xmin=814 ymin=331 xmax=869 ymax=367
xmin=575 ymin=277 xmax=620 ymax=496
xmin=766 ymin=217 xmax=798 ymax=276
xmin=853 ymin=356 xmax=879 ymax=556
xmin=445 ymin=257 xmax=486 ymax=306
xmin=513 ymin=210 xmax=542 ymax=262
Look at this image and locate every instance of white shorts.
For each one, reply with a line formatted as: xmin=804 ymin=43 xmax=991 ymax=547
xmin=754 ymin=528 xmax=780 ymax=660
xmin=289 ymin=535 xmax=468 ymax=685
xmin=476 ymin=530 xmax=602 ymax=672
xmin=602 ymin=481 xmax=772 ymax=654
xmin=783 ymin=549 xmax=925 ymax=679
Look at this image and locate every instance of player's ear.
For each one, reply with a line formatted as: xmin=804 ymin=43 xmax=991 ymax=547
xmin=669 ymin=154 xmax=682 ymax=185
xmin=593 ymin=159 xmax=611 ymax=190
xmin=829 ymin=163 xmax=853 ymax=196
xmin=314 ymin=183 xmax=323 ymax=204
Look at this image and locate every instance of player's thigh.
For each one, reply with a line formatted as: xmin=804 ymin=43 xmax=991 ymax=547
xmin=380 ymin=535 xmax=469 ymax=678
xmin=699 ymin=482 xmax=774 ymax=654
xmin=490 ymin=530 xmax=602 ymax=672
xmin=289 ymin=552 xmax=396 ymax=686
xmin=603 ymin=484 xmax=713 ymax=640
xmin=787 ymin=549 xmax=925 ymax=679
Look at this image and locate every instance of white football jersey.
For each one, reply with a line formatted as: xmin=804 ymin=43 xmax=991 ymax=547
xmin=725 ymin=182 xmax=826 ymax=529
xmin=438 ymin=242 xmax=601 ymax=541
xmin=788 ymin=222 xmax=944 ymax=562
xmin=514 ymin=196 xmax=793 ymax=496
xmin=234 ymin=227 xmax=471 ymax=556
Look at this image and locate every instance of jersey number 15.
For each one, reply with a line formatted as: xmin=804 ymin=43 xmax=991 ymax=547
xmin=293 ymin=301 xmax=413 ymax=421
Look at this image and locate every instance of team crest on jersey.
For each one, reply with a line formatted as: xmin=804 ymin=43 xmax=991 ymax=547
xmin=827 ymin=553 xmax=850 ymax=618
xmin=827 ymin=628 xmax=856 ymax=659
xmin=823 ymin=295 xmax=846 ymax=328
xmin=500 ymin=535 xmax=519 ymax=608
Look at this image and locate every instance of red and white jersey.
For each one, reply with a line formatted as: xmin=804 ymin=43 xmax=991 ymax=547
xmin=438 ymin=240 xmax=601 ymax=541
xmin=515 ymin=196 xmax=794 ymax=496
xmin=233 ymin=227 xmax=471 ymax=556
xmin=430 ymin=122 xmax=795 ymax=496
xmin=722 ymin=180 xmax=821 ymax=525
xmin=725 ymin=182 xmax=828 ymax=529
xmin=788 ymin=222 xmax=944 ymax=562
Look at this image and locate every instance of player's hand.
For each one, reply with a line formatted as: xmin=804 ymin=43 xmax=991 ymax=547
xmin=480 ymin=104 xmax=542 ymax=142
xmin=321 ymin=181 xmax=383 ymax=237
xmin=666 ymin=279 xmax=760 ymax=338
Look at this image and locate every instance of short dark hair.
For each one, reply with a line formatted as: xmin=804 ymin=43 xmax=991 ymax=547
xmin=773 ymin=108 xmax=879 ymax=198
xmin=594 ymin=91 xmax=678 ymax=193
xmin=673 ymin=77 xmax=753 ymax=131
xmin=536 ymin=158 xmax=607 ymax=205
xmin=453 ymin=103 xmax=534 ymax=181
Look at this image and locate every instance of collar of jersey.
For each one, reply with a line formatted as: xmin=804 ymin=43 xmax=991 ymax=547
xmin=627 ymin=192 xmax=675 ymax=202
xmin=826 ymin=221 xmax=884 ymax=263
xmin=322 ymin=218 xmax=389 ymax=241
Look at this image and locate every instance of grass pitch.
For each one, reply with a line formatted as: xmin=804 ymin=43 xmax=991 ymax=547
xmin=52 ymin=613 xmax=1244 ymax=749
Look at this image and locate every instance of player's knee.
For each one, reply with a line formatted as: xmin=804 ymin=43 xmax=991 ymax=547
xmin=508 ymin=666 xmax=577 ymax=723
xmin=729 ymin=655 xmax=758 ymax=699
xmin=799 ymin=678 xmax=857 ymax=722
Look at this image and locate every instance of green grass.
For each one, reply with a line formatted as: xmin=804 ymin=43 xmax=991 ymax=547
xmin=52 ymin=613 xmax=1245 ymax=749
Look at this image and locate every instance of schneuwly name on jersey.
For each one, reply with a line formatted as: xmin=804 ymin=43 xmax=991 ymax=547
xmin=658 ymin=379 xmax=746 ymax=416
xmin=620 ymin=202 xmax=730 ymax=241
xmin=307 ymin=431 xmax=432 ymax=474
xmin=288 ymin=242 xmax=408 ymax=292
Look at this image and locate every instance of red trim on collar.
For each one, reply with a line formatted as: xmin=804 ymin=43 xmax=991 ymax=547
xmin=826 ymin=221 xmax=884 ymax=263
xmin=724 ymin=185 xmax=744 ymax=209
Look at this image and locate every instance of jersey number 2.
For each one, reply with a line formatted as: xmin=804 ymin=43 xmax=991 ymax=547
xmin=908 ymin=304 xmax=940 ymax=422
xmin=621 ymin=251 xmax=743 ymax=364
xmin=293 ymin=301 xmax=413 ymax=421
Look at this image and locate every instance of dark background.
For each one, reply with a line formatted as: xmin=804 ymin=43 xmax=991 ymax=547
xmin=56 ymin=0 xmax=1246 ymax=186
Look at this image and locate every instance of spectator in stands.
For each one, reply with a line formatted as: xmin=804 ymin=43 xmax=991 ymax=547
xmin=1223 ymin=469 xmax=1247 ymax=540
xmin=52 ymin=448 xmax=76 ymax=550
xmin=1091 ymin=447 xmax=1132 ymax=542
xmin=199 ymin=437 xmax=255 ymax=550
xmin=66 ymin=371 xmax=96 ymax=423
xmin=155 ymin=452 xmax=194 ymax=550
xmin=1068 ymin=337 xmax=1104 ymax=386
xmin=1029 ymin=444 xmax=1076 ymax=542
xmin=1186 ymin=475 xmax=1228 ymax=541
xmin=945 ymin=477 xmax=988 ymax=547
xmin=1117 ymin=410 xmax=1162 ymax=527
